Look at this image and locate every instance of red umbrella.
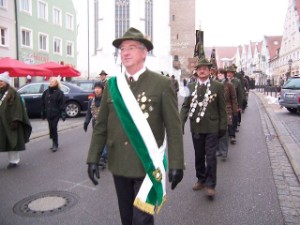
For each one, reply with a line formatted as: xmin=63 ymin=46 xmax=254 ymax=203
xmin=0 ymin=57 xmax=53 ymax=77
xmin=37 ymin=61 xmax=80 ymax=77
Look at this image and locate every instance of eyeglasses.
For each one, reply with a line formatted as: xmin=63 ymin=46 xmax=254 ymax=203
xmin=119 ymin=45 xmax=145 ymax=53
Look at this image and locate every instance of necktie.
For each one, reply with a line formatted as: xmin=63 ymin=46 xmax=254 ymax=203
xmin=128 ymin=76 xmax=134 ymax=82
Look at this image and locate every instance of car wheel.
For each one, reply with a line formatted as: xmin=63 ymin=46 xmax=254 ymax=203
xmin=286 ymin=107 xmax=298 ymax=113
xmin=65 ymin=101 xmax=81 ymax=118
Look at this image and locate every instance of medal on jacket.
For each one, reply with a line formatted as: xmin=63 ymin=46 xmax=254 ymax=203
xmin=189 ymin=81 xmax=212 ymax=123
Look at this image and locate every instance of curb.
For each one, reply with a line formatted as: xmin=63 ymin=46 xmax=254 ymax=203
xmin=254 ymin=91 xmax=300 ymax=181
xmin=29 ymin=121 xmax=83 ymax=140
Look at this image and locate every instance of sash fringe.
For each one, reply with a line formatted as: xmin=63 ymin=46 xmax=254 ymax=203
xmin=134 ymin=198 xmax=155 ymax=215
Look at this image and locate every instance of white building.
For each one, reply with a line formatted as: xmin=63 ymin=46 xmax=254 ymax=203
xmin=278 ymin=0 xmax=300 ymax=79
xmin=74 ymin=0 xmax=172 ymax=79
xmin=0 ymin=0 xmax=17 ymax=59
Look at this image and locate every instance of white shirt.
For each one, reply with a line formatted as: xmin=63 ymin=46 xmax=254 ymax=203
xmin=126 ymin=67 xmax=146 ymax=82
xmin=197 ymin=78 xmax=209 ymax=86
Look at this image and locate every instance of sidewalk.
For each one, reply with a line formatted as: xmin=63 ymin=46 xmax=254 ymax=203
xmin=253 ymin=90 xmax=300 ymax=181
xmin=29 ymin=117 xmax=83 ymax=140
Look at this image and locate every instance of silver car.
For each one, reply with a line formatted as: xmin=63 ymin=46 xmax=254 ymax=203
xmin=279 ymin=76 xmax=300 ymax=113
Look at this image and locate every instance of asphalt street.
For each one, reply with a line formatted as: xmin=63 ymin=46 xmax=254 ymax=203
xmin=0 ymin=91 xmax=294 ymax=225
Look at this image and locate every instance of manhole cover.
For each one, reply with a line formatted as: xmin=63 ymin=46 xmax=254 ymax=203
xmin=13 ymin=191 xmax=78 ymax=217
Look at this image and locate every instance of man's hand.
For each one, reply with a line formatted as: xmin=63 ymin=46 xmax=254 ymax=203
xmin=168 ymin=169 xmax=183 ymax=190
xmin=88 ymin=163 xmax=100 ymax=185
xmin=61 ymin=112 xmax=67 ymax=122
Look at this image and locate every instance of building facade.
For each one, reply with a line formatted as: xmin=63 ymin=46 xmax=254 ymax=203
xmin=80 ymin=0 xmax=172 ymax=79
xmin=17 ymin=0 xmax=77 ymax=67
xmin=0 ymin=0 xmax=17 ymax=59
xmin=276 ymin=0 xmax=300 ymax=80
xmin=170 ymin=0 xmax=195 ymax=78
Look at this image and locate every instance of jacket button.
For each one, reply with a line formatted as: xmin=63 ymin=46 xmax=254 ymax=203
xmin=124 ymin=141 xmax=128 ymax=146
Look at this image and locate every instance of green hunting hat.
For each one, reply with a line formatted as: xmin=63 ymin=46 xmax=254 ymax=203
xmin=194 ymin=57 xmax=213 ymax=69
xmin=226 ymin=65 xmax=236 ymax=72
xmin=99 ymin=70 xmax=107 ymax=76
xmin=112 ymin=27 xmax=153 ymax=51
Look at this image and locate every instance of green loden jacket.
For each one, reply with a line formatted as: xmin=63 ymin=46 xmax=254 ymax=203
xmin=180 ymin=79 xmax=227 ymax=134
xmin=86 ymin=69 xmax=185 ymax=177
xmin=0 ymin=87 xmax=32 ymax=152
xmin=229 ymin=78 xmax=243 ymax=108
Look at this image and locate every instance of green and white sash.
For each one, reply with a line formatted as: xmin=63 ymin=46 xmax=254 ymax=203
xmin=108 ymin=74 xmax=167 ymax=215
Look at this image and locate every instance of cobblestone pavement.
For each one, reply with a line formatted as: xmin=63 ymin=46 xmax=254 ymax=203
xmin=254 ymin=92 xmax=300 ymax=225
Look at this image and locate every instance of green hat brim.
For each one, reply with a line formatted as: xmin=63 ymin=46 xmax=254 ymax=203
xmin=113 ymin=38 xmax=153 ymax=51
xmin=112 ymin=27 xmax=153 ymax=51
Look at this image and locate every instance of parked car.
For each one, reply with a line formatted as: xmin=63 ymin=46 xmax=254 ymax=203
xmin=18 ymin=82 xmax=93 ymax=118
xmin=70 ymin=79 xmax=98 ymax=91
xmin=279 ymin=76 xmax=300 ymax=114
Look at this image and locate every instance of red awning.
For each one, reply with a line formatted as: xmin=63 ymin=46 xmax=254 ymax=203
xmin=0 ymin=57 xmax=53 ymax=77
xmin=37 ymin=62 xmax=80 ymax=77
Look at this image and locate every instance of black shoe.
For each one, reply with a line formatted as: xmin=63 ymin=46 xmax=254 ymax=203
xmin=7 ymin=163 xmax=18 ymax=169
xmin=52 ymin=145 xmax=58 ymax=152
xmin=221 ymin=155 xmax=227 ymax=161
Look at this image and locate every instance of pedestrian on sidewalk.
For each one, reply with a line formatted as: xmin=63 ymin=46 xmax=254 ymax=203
xmin=86 ymin=27 xmax=184 ymax=225
xmin=41 ymin=77 xmax=66 ymax=152
xmin=0 ymin=72 xmax=32 ymax=169
xmin=180 ymin=57 xmax=227 ymax=197
xmin=83 ymin=82 xmax=107 ymax=169
xmin=216 ymin=68 xmax=238 ymax=158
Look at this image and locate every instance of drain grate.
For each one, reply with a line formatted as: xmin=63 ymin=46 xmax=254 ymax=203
xmin=13 ymin=191 xmax=78 ymax=217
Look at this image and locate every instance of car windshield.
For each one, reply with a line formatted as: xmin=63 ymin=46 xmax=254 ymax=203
xmin=283 ymin=78 xmax=300 ymax=90
xmin=78 ymin=83 xmax=94 ymax=91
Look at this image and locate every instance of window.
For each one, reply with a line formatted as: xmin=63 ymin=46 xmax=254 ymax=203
xmin=21 ymin=27 xmax=32 ymax=48
xmin=38 ymin=33 xmax=48 ymax=51
xmin=53 ymin=37 xmax=62 ymax=54
xmin=37 ymin=0 xmax=47 ymax=20
xmin=53 ymin=7 xmax=62 ymax=26
xmin=66 ymin=41 xmax=74 ymax=56
xmin=115 ymin=0 xmax=130 ymax=39
xmin=66 ymin=13 xmax=74 ymax=30
xmin=19 ymin=84 xmax=42 ymax=95
xmin=20 ymin=0 xmax=31 ymax=14
xmin=0 ymin=0 xmax=6 ymax=8
xmin=0 ymin=27 xmax=7 ymax=46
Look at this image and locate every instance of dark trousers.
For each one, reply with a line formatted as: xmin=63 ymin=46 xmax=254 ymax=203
xmin=113 ymin=175 xmax=154 ymax=225
xmin=232 ymin=114 xmax=238 ymax=132
xmin=228 ymin=124 xmax=235 ymax=137
xmin=238 ymin=111 xmax=242 ymax=124
xmin=47 ymin=116 xmax=59 ymax=146
xmin=192 ymin=132 xmax=218 ymax=188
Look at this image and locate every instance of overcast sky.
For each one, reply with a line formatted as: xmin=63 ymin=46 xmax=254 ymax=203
xmin=196 ymin=0 xmax=288 ymax=46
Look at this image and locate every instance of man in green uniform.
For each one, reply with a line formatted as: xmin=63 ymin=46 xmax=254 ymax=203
xmin=0 ymin=72 xmax=32 ymax=169
xmin=180 ymin=57 xmax=227 ymax=197
xmin=86 ymin=27 xmax=184 ymax=225
xmin=226 ymin=65 xmax=243 ymax=143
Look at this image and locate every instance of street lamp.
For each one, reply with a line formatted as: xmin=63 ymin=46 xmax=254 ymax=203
xmin=114 ymin=48 xmax=122 ymax=72
xmin=114 ymin=48 xmax=118 ymax=64
xmin=288 ymin=59 xmax=293 ymax=79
